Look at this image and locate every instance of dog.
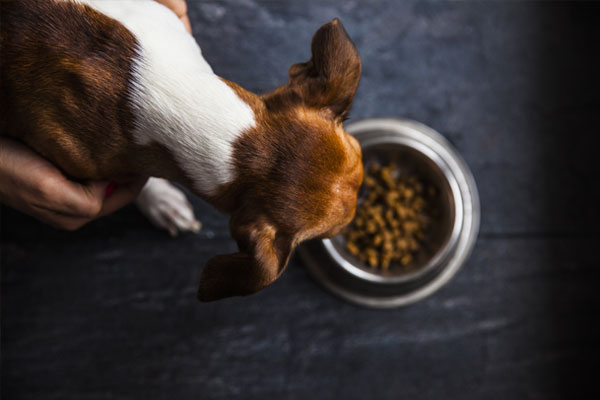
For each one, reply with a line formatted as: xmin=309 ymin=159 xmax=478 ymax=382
xmin=1 ymin=0 xmax=363 ymax=301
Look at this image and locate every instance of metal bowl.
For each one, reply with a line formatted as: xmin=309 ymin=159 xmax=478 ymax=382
xmin=297 ymin=118 xmax=480 ymax=308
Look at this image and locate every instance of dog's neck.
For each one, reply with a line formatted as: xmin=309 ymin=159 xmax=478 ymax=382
xmin=83 ymin=0 xmax=257 ymax=196
xmin=130 ymin=49 xmax=257 ymax=196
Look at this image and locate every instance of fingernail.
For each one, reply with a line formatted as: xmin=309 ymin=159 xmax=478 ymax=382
xmin=105 ymin=182 xmax=116 ymax=197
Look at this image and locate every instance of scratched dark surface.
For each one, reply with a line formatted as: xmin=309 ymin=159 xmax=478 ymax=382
xmin=2 ymin=1 xmax=599 ymax=399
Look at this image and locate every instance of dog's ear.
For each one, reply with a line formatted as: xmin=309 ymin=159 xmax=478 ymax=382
xmin=197 ymin=214 xmax=295 ymax=302
xmin=288 ymin=18 xmax=361 ymax=120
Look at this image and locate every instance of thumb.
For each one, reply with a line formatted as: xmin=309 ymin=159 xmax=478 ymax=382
xmin=55 ymin=179 xmax=109 ymax=217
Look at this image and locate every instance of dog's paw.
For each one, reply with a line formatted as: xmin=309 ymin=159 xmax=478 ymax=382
xmin=136 ymin=178 xmax=201 ymax=237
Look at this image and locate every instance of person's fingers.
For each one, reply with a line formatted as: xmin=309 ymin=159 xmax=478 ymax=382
xmin=49 ymin=216 xmax=93 ymax=231
xmin=31 ymin=206 xmax=95 ymax=231
xmin=180 ymin=15 xmax=192 ymax=34
xmin=155 ymin=0 xmax=191 ymax=33
xmin=42 ymin=177 xmax=109 ymax=218
xmin=156 ymin=0 xmax=187 ymax=18
xmin=98 ymin=177 xmax=148 ymax=217
xmin=32 ymin=177 xmax=146 ymax=229
xmin=0 ymin=136 xmax=146 ymax=229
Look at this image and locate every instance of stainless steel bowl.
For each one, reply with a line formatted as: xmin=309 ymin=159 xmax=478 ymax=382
xmin=297 ymin=118 xmax=480 ymax=308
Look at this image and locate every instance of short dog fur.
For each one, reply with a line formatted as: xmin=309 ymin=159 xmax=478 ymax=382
xmin=0 ymin=0 xmax=363 ymax=301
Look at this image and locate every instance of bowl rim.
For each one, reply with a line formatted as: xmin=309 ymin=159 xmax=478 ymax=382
xmin=323 ymin=134 xmax=464 ymax=284
xmin=298 ymin=118 xmax=480 ymax=308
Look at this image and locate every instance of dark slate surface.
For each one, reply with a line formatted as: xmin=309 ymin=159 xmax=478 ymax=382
xmin=2 ymin=1 xmax=599 ymax=399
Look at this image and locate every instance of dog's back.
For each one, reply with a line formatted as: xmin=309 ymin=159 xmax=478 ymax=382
xmin=1 ymin=0 xmax=139 ymax=178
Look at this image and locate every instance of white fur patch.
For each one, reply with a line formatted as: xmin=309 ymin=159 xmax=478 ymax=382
xmin=77 ymin=0 xmax=256 ymax=195
xmin=136 ymin=177 xmax=201 ymax=236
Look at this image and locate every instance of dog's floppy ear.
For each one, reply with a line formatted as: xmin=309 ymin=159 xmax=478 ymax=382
xmin=288 ymin=18 xmax=361 ymax=119
xmin=197 ymin=214 xmax=295 ymax=302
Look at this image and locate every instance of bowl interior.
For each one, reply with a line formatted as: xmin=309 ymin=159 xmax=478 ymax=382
xmin=328 ymin=139 xmax=457 ymax=280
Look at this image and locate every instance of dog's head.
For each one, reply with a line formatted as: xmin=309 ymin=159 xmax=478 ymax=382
xmin=199 ymin=19 xmax=362 ymax=301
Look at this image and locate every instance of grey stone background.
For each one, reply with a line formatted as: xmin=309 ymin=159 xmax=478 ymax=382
xmin=2 ymin=1 xmax=599 ymax=399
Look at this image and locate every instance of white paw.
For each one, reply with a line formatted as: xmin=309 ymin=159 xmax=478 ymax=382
xmin=136 ymin=178 xmax=201 ymax=237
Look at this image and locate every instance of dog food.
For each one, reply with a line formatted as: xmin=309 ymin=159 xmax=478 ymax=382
xmin=342 ymin=162 xmax=437 ymax=269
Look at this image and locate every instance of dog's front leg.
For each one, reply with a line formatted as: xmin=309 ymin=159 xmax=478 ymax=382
xmin=135 ymin=177 xmax=201 ymax=236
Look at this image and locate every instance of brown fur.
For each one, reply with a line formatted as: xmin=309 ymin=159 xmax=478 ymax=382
xmin=2 ymin=0 xmax=134 ymax=179
xmin=0 ymin=0 xmax=190 ymax=184
xmin=199 ymin=19 xmax=363 ymax=301
xmin=1 ymin=1 xmax=362 ymax=301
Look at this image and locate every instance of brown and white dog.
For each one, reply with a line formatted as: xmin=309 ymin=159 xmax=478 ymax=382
xmin=1 ymin=0 xmax=363 ymax=301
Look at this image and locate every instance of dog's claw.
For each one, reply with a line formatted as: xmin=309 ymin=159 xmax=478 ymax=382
xmin=191 ymin=220 xmax=202 ymax=233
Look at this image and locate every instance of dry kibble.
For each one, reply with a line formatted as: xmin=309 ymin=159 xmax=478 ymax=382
xmin=354 ymin=217 xmax=365 ymax=228
xmin=364 ymin=175 xmax=377 ymax=188
xmin=413 ymin=197 xmax=425 ymax=211
xmin=408 ymin=238 xmax=419 ymax=251
xmin=365 ymin=220 xmax=377 ymax=234
xmin=385 ymin=191 xmax=399 ymax=206
xmin=346 ymin=241 xmax=360 ymax=256
xmin=373 ymin=234 xmax=383 ymax=247
xmin=366 ymin=248 xmax=378 ymax=267
xmin=346 ymin=231 xmax=359 ymax=243
xmin=380 ymin=168 xmax=395 ymax=189
xmin=369 ymin=163 xmax=381 ymax=174
xmin=396 ymin=205 xmax=408 ymax=219
xmin=401 ymin=253 xmax=413 ymax=266
xmin=342 ymin=162 xmax=438 ymax=270
xmin=403 ymin=221 xmax=418 ymax=234
xmin=385 ymin=208 xmax=394 ymax=223
xmin=383 ymin=238 xmax=393 ymax=252
xmin=397 ymin=238 xmax=408 ymax=250
xmin=381 ymin=256 xmax=391 ymax=269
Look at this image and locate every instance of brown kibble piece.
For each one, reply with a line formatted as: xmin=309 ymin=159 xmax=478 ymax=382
xmin=401 ymin=253 xmax=412 ymax=266
xmin=385 ymin=191 xmax=399 ymax=206
xmin=354 ymin=217 xmax=365 ymax=228
xmin=397 ymin=238 xmax=408 ymax=250
xmin=380 ymin=168 xmax=395 ymax=189
xmin=373 ymin=234 xmax=383 ymax=247
xmin=366 ymin=248 xmax=378 ymax=267
xmin=381 ymin=257 xmax=391 ymax=269
xmin=365 ymin=220 xmax=377 ymax=234
xmin=346 ymin=241 xmax=360 ymax=256
xmin=364 ymin=175 xmax=377 ymax=188
xmin=413 ymin=197 xmax=425 ymax=211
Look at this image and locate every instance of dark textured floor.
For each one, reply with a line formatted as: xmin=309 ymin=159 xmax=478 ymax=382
xmin=2 ymin=1 xmax=600 ymax=399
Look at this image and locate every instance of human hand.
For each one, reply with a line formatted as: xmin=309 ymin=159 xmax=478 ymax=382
xmin=156 ymin=0 xmax=191 ymax=34
xmin=0 ymin=137 xmax=147 ymax=231
xmin=0 ymin=1 xmax=188 ymax=230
